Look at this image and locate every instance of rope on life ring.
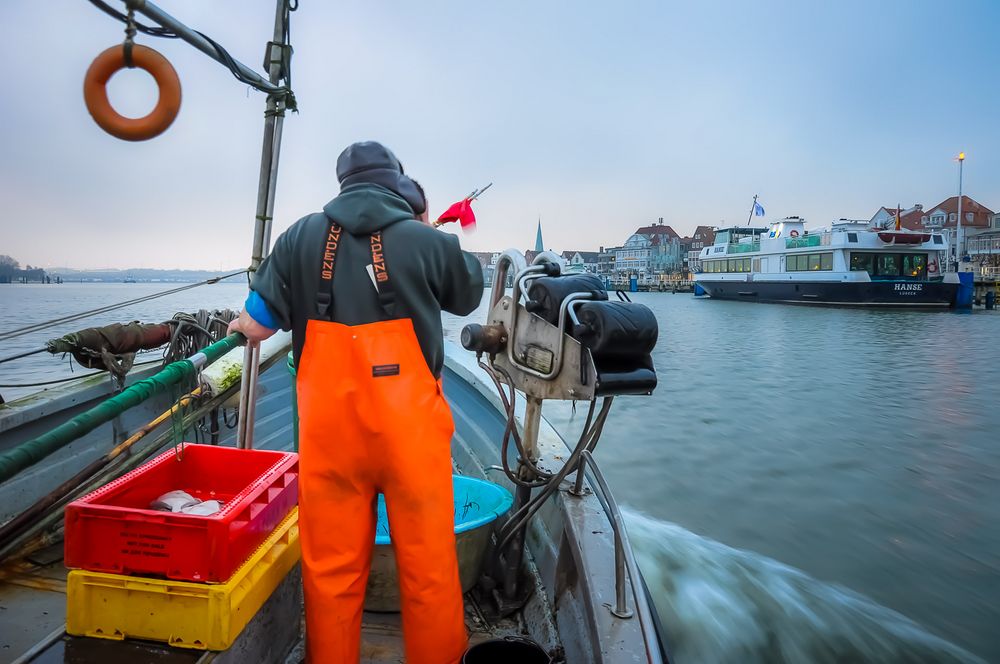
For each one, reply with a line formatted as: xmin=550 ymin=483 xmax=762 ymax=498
xmin=789 ymin=229 xmax=800 ymax=237
xmin=83 ymin=44 xmax=182 ymax=142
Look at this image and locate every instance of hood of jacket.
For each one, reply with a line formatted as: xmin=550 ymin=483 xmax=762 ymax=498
xmin=322 ymin=183 xmax=416 ymax=235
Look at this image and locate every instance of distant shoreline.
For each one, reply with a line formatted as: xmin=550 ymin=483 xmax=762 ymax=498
xmin=43 ymin=268 xmax=247 ymax=284
xmin=0 ymin=279 xmax=244 ymax=284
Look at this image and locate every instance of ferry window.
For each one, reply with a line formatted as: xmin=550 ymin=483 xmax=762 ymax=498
xmin=850 ymin=253 xmax=874 ymax=272
xmin=903 ymin=254 xmax=927 ymax=278
xmin=874 ymin=254 xmax=901 ymax=278
xmin=808 ymin=254 xmax=822 ymax=271
xmin=786 ymin=254 xmax=801 ymax=271
xmin=821 ymin=254 xmax=833 ymax=270
xmin=847 ymin=233 xmax=858 ymax=242
xmin=752 ymin=258 xmax=760 ymax=272
xmin=933 ymin=236 xmax=943 ymax=245
xmin=742 ymin=258 xmax=751 ymax=272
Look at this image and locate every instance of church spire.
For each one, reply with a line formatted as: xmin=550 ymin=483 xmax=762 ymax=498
xmin=535 ymin=217 xmax=544 ymax=252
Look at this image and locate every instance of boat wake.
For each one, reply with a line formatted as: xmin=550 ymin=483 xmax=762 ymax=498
xmin=624 ymin=508 xmax=984 ymax=664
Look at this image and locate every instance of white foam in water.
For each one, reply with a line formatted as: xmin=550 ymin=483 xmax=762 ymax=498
xmin=623 ymin=508 xmax=985 ymax=664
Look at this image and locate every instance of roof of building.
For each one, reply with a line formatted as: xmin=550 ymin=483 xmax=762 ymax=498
xmin=692 ymin=225 xmax=717 ymax=242
xmin=900 ymin=196 xmax=994 ymax=230
xmin=561 ymin=251 xmax=600 ymax=262
xmin=634 ymin=224 xmax=680 ymax=241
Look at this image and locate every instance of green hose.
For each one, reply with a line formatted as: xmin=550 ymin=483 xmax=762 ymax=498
xmin=0 ymin=334 xmax=245 ymax=486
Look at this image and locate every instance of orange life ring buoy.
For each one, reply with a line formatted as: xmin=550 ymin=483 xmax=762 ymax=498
xmin=789 ymin=229 xmax=800 ymax=237
xmin=83 ymin=44 xmax=182 ymax=142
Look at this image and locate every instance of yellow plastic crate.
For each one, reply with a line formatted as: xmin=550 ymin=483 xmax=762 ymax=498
xmin=67 ymin=508 xmax=300 ymax=650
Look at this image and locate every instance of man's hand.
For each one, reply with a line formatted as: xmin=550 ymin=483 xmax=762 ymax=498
xmin=228 ymin=309 xmax=277 ymax=346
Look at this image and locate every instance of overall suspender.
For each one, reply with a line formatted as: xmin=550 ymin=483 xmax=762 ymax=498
xmin=317 ymin=220 xmax=397 ymax=320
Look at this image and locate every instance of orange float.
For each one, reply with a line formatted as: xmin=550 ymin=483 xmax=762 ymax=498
xmin=83 ymin=44 xmax=181 ymax=141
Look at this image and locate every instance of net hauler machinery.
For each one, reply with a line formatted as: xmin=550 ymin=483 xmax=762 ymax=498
xmin=461 ymin=249 xmax=659 ymax=609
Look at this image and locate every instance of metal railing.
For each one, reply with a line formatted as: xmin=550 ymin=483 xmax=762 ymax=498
xmin=572 ymin=450 xmax=665 ymax=664
xmin=979 ymin=265 xmax=1000 ymax=280
xmin=968 ymin=236 xmax=1000 ymax=255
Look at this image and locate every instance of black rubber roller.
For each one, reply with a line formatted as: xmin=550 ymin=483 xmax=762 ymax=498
xmin=571 ymin=301 xmax=658 ymax=359
xmin=525 ymin=274 xmax=608 ymax=326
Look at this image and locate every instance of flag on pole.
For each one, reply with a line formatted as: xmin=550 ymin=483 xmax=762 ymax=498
xmin=435 ymin=183 xmax=491 ymax=232
xmin=753 ymin=200 xmax=766 ymax=217
xmin=436 ymin=199 xmax=477 ymax=231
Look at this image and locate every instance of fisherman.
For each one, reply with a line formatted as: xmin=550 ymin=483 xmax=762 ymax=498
xmin=229 ymin=141 xmax=484 ymax=664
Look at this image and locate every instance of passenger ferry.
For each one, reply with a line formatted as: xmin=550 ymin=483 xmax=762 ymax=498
xmin=694 ymin=217 xmax=960 ymax=307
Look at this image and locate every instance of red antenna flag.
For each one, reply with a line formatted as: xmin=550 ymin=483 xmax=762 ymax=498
xmin=434 ymin=183 xmax=492 ymax=232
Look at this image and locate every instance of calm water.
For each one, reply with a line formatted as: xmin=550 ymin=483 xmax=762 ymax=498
xmin=2 ymin=282 xmax=998 ymax=661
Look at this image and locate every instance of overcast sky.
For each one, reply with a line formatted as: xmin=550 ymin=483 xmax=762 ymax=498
xmin=1 ymin=0 xmax=998 ymax=270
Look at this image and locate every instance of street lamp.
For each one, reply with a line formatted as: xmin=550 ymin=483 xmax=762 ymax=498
xmin=956 ymin=151 xmax=965 ymax=268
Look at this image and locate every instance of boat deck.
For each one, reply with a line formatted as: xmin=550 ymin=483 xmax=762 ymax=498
xmin=0 ymin=541 xmax=524 ymax=664
xmin=2 ymin=345 xmax=659 ymax=664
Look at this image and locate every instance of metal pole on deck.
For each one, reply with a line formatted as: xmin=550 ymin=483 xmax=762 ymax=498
xmin=503 ymin=396 xmax=543 ymax=598
xmin=237 ymin=0 xmax=291 ymax=450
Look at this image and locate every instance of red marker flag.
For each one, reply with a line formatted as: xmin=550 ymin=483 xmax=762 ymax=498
xmin=436 ymin=199 xmax=477 ymax=231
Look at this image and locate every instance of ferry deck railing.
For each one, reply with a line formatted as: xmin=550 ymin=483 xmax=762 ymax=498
xmin=572 ymin=449 xmax=665 ymax=664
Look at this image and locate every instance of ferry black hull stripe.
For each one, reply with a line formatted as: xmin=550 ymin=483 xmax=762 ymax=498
xmin=698 ymin=280 xmax=958 ymax=307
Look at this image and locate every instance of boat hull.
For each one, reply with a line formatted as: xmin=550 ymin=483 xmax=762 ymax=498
xmin=697 ymin=279 xmax=957 ymax=308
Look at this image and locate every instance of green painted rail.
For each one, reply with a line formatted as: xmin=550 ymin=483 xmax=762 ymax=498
xmin=0 ymin=334 xmax=245 ymax=486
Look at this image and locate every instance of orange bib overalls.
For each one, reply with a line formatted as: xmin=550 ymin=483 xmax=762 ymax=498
xmin=296 ymin=223 xmax=468 ymax=663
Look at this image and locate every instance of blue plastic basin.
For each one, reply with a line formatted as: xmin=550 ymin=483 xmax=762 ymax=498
xmin=365 ymin=475 xmax=513 ymax=611
xmin=374 ymin=475 xmax=513 ymax=545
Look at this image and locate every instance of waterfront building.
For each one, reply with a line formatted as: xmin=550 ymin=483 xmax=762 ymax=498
xmin=469 ymin=251 xmax=496 ymax=285
xmin=597 ymin=246 xmax=618 ymax=284
xmin=561 ymin=251 xmax=600 ymax=274
xmin=681 ymin=226 xmax=716 ymax=273
xmin=614 ymin=219 xmax=683 ymax=285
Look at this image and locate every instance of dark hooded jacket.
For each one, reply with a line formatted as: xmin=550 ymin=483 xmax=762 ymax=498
xmin=250 ymin=183 xmax=484 ymax=376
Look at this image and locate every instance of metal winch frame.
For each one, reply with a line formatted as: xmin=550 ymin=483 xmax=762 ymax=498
xmin=462 ymin=249 xmax=656 ymax=607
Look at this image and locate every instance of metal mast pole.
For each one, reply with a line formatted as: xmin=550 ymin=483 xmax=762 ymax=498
xmin=745 ymin=194 xmax=758 ymax=226
xmin=237 ymin=0 xmax=290 ymax=450
xmin=956 ymin=152 xmax=965 ymax=269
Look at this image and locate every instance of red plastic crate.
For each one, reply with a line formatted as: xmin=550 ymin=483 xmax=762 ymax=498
xmin=64 ymin=444 xmax=298 ymax=583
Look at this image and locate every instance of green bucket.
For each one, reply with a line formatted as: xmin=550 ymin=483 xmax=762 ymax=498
xmin=287 ymin=351 xmax=298 ymax=451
